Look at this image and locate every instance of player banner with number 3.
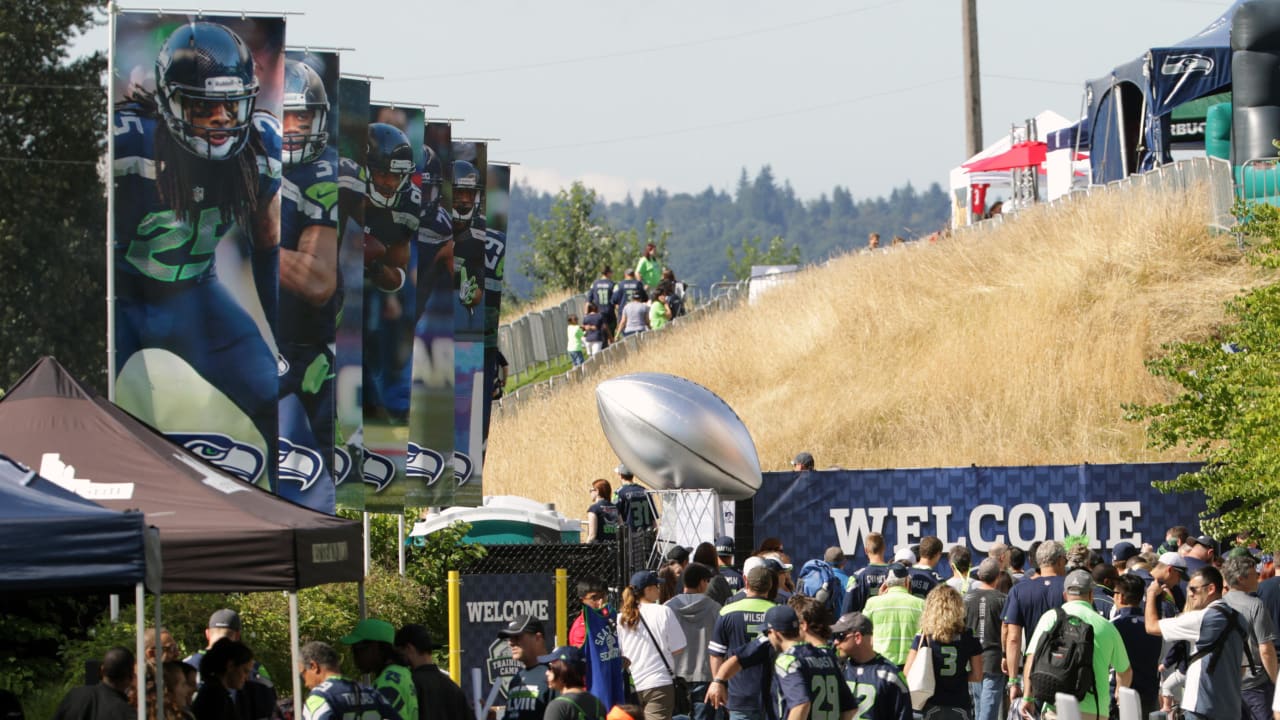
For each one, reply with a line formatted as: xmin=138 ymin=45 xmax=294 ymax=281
xmin=111 ymin=13 xmax=286 ymax=491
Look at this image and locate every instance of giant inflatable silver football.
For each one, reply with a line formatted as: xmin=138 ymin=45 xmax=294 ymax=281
xmin=596 ymin=373 xmax=761 ymax=500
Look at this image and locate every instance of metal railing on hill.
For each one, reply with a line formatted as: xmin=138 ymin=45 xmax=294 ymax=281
xmin=494 ymin=281 xmax=749 ymax=416
xmin=954 ymin=156 xmax=1236 ymax=237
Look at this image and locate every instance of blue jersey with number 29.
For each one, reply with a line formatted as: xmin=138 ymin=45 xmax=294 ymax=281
xmin=774 ymin=643 xmax=854 ymax=720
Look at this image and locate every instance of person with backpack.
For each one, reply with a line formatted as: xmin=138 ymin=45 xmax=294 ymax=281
xmin=1144 ymin=565 xmax=1257 ymax=720
xmin=796 ymin=554 xmax=845 ymax=620
xmin=903 ymin=585 xmax=982 ymax=719
xmin=541 ymin=646 xmax=608 ymax=720
xmin=1019 ymin=570 xmax=1131 ymax=720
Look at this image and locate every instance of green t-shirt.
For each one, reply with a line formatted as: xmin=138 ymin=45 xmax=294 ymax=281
xmin=636 ymin=256 xmax=660 ymax=289
xmin=1025 ymin=599 xmax=1131 ymax=717
xmin=567 ymin=324 xmax=585 ymax=353
xmin=649 ymin=302 xmax=669 ymax=330
xmin=375 ymin=663 xmax=418 ymax=720
xmin=862 ymin=586 xmax=924 ymax=667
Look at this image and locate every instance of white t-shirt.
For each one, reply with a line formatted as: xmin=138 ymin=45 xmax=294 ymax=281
xmin=617 ymin=602 xmax=687 ymax=691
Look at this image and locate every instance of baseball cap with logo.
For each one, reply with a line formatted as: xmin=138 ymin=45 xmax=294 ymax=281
xmin=1064 ymin=568 xmax=1094 ymax=595
xmin=1111 ymin=541 xmax=1139 ymax=564
xmin=208 ymin=609 xmax=242 ymax=631
xmin=537 ymin=645 xmax=586 ymax=668
xmin=496 ymin=614 xmax=545 ymax=639
xmin=715 ymin=536 xmax=735 ymax=555
xmin=1158 ymin=552 xmax=1188 ymax=577
xmin=1193 ymin=535 xmax=1218 ymax=553
xmin=763 ymin=605 xmax=800 ymax=634
xmin=893 ymin=547 xmax=917 ymax=565
xmin=886 ymin=562 xmax=910 ymax=579
xmin=831 ymin=612 xmax=874 ymax=636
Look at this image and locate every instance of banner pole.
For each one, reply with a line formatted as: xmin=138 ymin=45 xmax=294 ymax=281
xmin=289 ymin=592 xmax=302 ymax=720
xmin=398 ymin=515 xmax=405 ymax=576
xmin=448 ymin=570 xmax=461 ymax=683
xmin=555 ymin=569 xmax=568 ymax=648
xmin=106 ymin=1 xmax=118 ymax=401
xmin=134 ymin=583 xmax=146 ymax=720
xmin=363 ymin=512 xmax=370 ymax=578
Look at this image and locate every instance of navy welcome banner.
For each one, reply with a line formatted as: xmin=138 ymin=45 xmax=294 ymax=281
xmin=754 ymin=463 xmax=1205 ymax=571
xmin=460 ymin=572 xmax=558 ymax=706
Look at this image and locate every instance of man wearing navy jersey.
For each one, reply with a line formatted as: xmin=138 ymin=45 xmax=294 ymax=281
xmin=614 ymin=464 xmax=658 ymax=531
xmin=716 ymin=536 xmax=746 ymax=595
xmin=113 ymin=21 xmax=281 ymax=489
xmin=277 ymin=58 xmax=338 ymax=511
xmin=763 ymin=605 xmax=855 ymax=720
xmin=299 ymin=641 xmax=397 ymax=720
xmin=709 ymin=566 xmax=776 ymax=720
xmin=843 ymin=533 xmax=890 ymax=616
xmin=1003 ymin=540 xmax=1066 ymax=706
xmin=831 ymin=613 xmax=911 ymax=720
xmin=588 ymin=266 xmax=617 ymax=344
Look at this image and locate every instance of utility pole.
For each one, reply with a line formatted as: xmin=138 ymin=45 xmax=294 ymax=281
xmin=961 ymin=0 xmax=983 ymax=157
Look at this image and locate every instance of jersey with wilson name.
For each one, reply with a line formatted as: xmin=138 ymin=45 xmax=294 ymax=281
xmin=709 ymin=597 xmax=774 ymax=713
xmin=113 ymin=107 xmax=282 ymax=286
xmin=773 ymin=643 xmax=856 ymax=720
xmin=280 ymin=145 xmax=340 ymax=346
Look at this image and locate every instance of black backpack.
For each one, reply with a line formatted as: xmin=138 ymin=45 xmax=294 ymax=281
xmin=1029 ymin=608 xmax=1095 ymax=702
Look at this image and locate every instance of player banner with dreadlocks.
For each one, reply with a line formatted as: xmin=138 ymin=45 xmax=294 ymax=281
xmin=352 ymin=104 xmax=425 ymax=514
xmin=334 ymin=76 xmax=370 ymax=511
xmin=482 ymin=163 xmax=511 ymax=452
xmin=452 ymin=141 xmax=487 ymax=507
xmin=276 ymin=50 xmax=340 ymax=514
xmin=407 ymin=122 xmax=456 ymax=508
xmin=111 ymin=14 xmax=286 ymax=491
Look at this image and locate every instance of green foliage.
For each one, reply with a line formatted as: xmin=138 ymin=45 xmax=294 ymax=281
xmin=14 ymin=520 xmax=483 ymax=710
xmin=0 ymin=0 xmax=109 ymax=389
xmin=725 ymin=235 xmax=802 ymax=281
xmin=1124 ymin=203 xmax=1280 ymax=542
xmin=518 ymin=182 xmax=670 ymax=296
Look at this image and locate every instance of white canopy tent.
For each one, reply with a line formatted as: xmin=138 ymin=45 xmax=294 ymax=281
xmin=949 ymin=110 xmax=1074 ymax=227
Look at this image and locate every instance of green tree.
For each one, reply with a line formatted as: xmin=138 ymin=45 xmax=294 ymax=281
xmin=725 ymin=235 xmax=802 ymax=281
xmin=1124 ymin=203 xmax=1280 ymax=542
xmin=0 ymin=0 xmax=108 ymax=389
xmin=519 ymin=181 xmax=668 ymax=295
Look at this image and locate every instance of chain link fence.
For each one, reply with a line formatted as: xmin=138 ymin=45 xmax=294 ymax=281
xmin=461 ymin=540 xmax=626 ymax=594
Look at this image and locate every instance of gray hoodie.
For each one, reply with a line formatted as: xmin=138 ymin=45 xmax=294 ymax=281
xmin=663 ymin=593 xmax=722 ymax=682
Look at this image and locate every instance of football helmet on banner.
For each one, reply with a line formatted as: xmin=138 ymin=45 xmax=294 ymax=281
xmin=365 ymin=122 xmax=414 ymax=208
xmin=451 ymin=159 xmax=480 ymax=227
xmin=282 ymin=59 xmax=330 ymax=166
xmin=155 ymin=22 xmax=260 ymax=161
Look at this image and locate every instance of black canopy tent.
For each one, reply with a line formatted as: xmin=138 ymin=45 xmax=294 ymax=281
xmin=0 ymin=357 xmax=364 ymax=716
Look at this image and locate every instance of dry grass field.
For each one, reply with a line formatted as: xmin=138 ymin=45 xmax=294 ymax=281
xmin=486 ymin=184 xmax=1272 ymax=521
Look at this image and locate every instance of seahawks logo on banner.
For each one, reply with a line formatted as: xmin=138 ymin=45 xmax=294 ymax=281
xmin=169 ymin=432 xmax=265 ymax=484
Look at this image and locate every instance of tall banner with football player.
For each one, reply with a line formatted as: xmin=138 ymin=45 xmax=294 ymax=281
xmin=111 ymin=14 xmax=285 ymax=490
xmin=334 ymin=76 xmax=370 ymax=511
xmin=482 ymin=163 xmax=511 ymax=451
xmin=276 ymin=50 xmax=340 ymax=514
xmin=451 ymin=141 xmax=487 ymax=507
xmin=407 ymin=122 xmax=457 ymax=508
xmin=355 ymin=104 xmax=425 ymax=514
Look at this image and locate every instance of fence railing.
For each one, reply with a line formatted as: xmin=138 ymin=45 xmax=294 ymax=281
xmin=954 ymin=156 xmax=1237 ymax=237
xmin=495 ymin=281 xmax=749 ymax=416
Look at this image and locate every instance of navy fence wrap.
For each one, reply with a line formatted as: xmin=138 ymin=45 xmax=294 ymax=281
xmin=753 ymin=462 xmax=1204 ymax=573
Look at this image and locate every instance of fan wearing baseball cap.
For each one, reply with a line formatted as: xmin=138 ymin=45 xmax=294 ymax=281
xmin=539 ymin=646 xmax=608 ymax=720
xmin=831 ymin=612 xmax=913 ymax=720
xmin=862 ymin=563 xmax=924 ymax=669
xmin=496 ymin=614 xmax=557 ymax=720
xmin=616 ymin=571 xmax=686 ymax=720
xmin=341 ymin=618 xmax=417 ymax=720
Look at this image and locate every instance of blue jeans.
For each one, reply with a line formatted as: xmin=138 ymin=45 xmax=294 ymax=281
xmin=728 ymin=709 xmax=763 ymax=720
xmin=969 ymin=674 xmax=1003 ymax=720
xmin=570 ymin=350 xmax=585 ymax=366
xmin=675 ymin=681 xmax=721 ymax=720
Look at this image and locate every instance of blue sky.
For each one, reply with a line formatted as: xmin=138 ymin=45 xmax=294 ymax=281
xmin=74 ymin=0 xmax=1232 ymax=200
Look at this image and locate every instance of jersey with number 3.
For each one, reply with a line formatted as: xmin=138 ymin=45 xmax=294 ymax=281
xmin=113 ymin=106 xmax=281 ymax=286
xmin=280 ymin=145 xmax=340 ymax=345
xmin=774 ymin=643 xmax=854 ymax=720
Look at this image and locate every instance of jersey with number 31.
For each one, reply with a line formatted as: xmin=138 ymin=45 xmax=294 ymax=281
xmin=112 ymin=106 xmax=281 ymax=286
xmin=774 ymin=643 xmax=855 ymax=720
xmin=280 ymin=144 xmax=340 ymax=345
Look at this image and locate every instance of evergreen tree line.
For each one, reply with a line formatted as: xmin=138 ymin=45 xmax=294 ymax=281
xmin=505 ymin=165 xmax=951 ymax=298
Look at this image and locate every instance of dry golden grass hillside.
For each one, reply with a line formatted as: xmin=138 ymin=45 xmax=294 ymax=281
xmin=486 ymin=183 xmax=1272 ymax=520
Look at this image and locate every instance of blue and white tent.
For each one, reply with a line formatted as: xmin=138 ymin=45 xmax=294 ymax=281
xmin=1086 ymin=0 xmax=1245 ymax=183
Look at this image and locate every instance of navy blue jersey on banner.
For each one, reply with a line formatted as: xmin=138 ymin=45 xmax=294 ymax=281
xmin=280 ymin=145 xmax=340 ymax=346
xmin=113 ymin=106 xmax=281 ymax=489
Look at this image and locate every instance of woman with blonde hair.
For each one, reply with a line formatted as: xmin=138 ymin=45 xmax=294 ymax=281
xmin=615 ymin=571 xmax=686 ymax=720
xmin=902 ymin=585 xmax=983 ymax=719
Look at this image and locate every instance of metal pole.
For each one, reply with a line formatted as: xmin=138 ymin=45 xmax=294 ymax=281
xmin=358 ymin=580 xmax=367 ymax=620
xmin=289 ymin=592 xmax=302 ymax=720
xmin=961 ymin=0 xmax=983 ymax=158
xmin=398 ymin=515 xmax=406 ymax=576
xmin=110 ymin=594 xmax=120 ymax=622
xmin=134 ymin=583 xmax=146 ymax=720
xmin=555 ymin=569 xmax=568 ymax=648
xmin=448 ymin=570 xmax=461 ymax=683
xmin=153 ymin=589 xmax=163 ymax=716
xmin=363 ymin=512 xmax=370 ymax=578
xmin=106 ymin=2 xmax=118 ymax=400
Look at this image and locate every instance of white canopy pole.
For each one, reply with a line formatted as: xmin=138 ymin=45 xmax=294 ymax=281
xmin=134 ymin=583 xmax=146 ymax=720
xmin=398 ymin=515 xmax=405 ymax=576
xmin=289 ymin=592 xmax=302 ymax=720
xmin=153 ymin=589 xmax=163 ymax=716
